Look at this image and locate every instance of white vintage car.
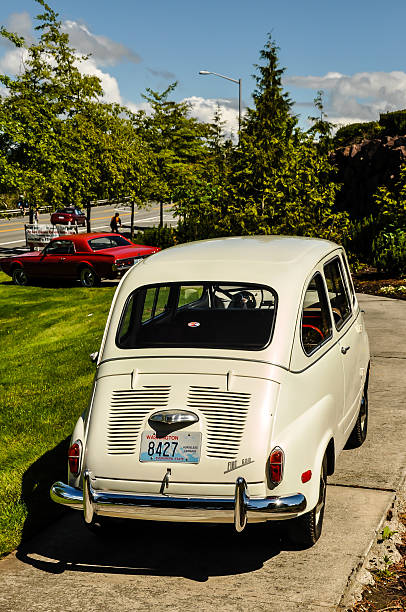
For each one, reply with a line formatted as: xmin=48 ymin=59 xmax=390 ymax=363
xmin=51 ymin=236 xmax=370 ymax=546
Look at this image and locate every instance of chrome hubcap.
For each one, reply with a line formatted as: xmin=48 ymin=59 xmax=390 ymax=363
xmin=82 ymin=270 xmax=94 ymax=286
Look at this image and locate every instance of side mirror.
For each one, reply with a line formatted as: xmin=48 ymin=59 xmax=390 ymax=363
xmin=90 ymin=351 xmax=99 ymax=363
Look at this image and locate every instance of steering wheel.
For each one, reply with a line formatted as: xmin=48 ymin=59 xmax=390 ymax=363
xmin=229 ymin=291 xmax=256 ymax=309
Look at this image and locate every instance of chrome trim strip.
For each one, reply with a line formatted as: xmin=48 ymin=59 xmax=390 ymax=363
xmin=50 ymin=478 xmax=307 ymax=529
xmin=97 ymin=355 xmax=290 ymax=372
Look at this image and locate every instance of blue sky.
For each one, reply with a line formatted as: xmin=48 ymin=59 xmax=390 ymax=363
xmin=1 ymin=0 xmax=406 ymax=135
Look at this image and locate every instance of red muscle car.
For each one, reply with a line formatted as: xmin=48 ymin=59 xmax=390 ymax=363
xmin=50 ymin=207 xmax=86 ymax=226
xmin=0 ymin=233 xmax=160 ymax=287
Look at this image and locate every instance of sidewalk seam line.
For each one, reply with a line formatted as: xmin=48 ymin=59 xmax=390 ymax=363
xmin=328 ymin=483 xmax=396 ymax=493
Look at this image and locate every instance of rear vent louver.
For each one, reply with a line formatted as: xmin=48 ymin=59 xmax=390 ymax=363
xmin=187 ymin=386 xmax=250 ymax=459
xmin=108 ymin=386 xmax=170 ymax=454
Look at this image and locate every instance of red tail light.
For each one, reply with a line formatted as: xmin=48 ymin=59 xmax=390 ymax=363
xmin=269 ymin=447 xmax=284 ymax=484
xmin=68 ymin=441 xmax=82 ymax=476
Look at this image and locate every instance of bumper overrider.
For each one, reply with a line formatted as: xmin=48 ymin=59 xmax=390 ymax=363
xmin=50 ymin=472 xmax=306 ymax=532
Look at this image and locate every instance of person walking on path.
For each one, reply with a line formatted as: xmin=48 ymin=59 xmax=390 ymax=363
xmin=110 ymin=212 xmax=121 ymax=233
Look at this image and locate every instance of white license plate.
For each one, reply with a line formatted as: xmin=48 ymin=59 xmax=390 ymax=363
xmin=139 ymin=430 xmax=201 ymax=463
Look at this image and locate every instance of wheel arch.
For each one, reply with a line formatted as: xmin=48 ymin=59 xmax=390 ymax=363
xmin=10 ymin=261 xmax=23 ymax=272
xmin=77 ymin=261 xmax=97 ymax=276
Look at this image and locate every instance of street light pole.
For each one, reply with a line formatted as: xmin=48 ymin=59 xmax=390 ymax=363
xmin=199 ymin=70 xmax=242 ymax=141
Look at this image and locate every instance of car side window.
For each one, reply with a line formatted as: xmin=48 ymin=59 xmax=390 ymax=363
xmin=341 ymin=255 xmax=356 ymax=306
xmin=301 ymin=273 xmax=332 ymax=356
xmin=324 ymin=257 xmax=352 ymax=329
xmin=88 ymin=237 xmax=113 ymax=251
xmin=45 ymin=240 xmax=74 ymax=255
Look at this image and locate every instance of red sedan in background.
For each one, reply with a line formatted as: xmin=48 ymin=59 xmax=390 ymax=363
xmin=0 ymin=233 xmax=160 ymax=287
xmin=50 ymin=207 xmax=86 ymax=226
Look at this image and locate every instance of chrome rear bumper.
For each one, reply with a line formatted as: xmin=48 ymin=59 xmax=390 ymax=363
xmin=50 ymin=472 xmax=306 ymax=532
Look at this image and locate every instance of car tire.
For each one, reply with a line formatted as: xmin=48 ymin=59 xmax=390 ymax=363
xmin=345 ymin=384 xmax=368 ymax=449
xmin=12 ymin=267 xmax=29 ymax=286
xmin=287 ymin=454 xmax=327 ymax=548
xmin=79 ymin=266 xmax=100 ymax=288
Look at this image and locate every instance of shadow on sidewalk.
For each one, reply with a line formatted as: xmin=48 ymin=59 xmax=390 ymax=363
xmin=17 ymin=511 xmax=287 ymax=582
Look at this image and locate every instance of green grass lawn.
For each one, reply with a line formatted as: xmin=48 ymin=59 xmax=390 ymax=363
xmin=0 ymin=271 xmax=116 ymax=557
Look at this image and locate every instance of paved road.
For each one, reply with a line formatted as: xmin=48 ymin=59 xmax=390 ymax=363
xmin=0 ymin=203 xmax=175 ymax=251
xmin=0 ymin=294 xmax=405 ymax=612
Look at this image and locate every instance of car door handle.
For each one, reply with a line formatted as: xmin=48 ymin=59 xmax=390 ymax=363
xmin=59 ymin=257 xmax=66 ymax=261
xmin=341 ymin=346 xmax=351 ymax=355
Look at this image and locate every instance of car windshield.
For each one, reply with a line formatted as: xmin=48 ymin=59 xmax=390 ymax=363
xmin=117 ymin=282 xmax=277 ymax=351
xmin=88 ymin=236 xmax=132 ymax=251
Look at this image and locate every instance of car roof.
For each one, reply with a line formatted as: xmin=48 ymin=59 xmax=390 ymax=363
xmin=142 ymin=235 xmax=339 ymax=270
xmin=104 ymin=236 xmax=345 ymax=368
xmin=52 ymin=233 xmax=130 ymax=242
xmin=121 ymin=234 xmax=343 ymax=307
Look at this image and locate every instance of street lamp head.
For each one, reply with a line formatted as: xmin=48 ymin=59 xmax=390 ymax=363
xmin=199 ymin=70 xmax=211 ymax=75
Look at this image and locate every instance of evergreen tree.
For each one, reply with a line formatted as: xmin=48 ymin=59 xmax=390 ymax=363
xmin=222 ymin=34 xmax=348 ymax=242
xmin=308 ymin=90 xmax=334 ymax=154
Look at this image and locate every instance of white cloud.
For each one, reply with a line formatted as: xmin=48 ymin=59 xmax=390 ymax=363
xmin=77 ymin=56 xmax=123 ymax=104
xmin=184 ymin=96 xmax=241 ymax=136
xmin=62 ymin=20 xmax=141 ymax=66
xmin=0 ymin=47 xmax=29 ymax=75
xmin=286 ymin=70 xmax=406 ymax=125
xmin=0 ymin=44 xmax=122 ymax=106
xmin=7 ymin=12 xmax=34 ymax=42
xmin=147 ymin=67 xmax=176 ymax=80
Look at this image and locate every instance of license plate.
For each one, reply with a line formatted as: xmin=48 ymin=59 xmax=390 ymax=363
xmin=139 ymin=430 xmax=201 ymax=463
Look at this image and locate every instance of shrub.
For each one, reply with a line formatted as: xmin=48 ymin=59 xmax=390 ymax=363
xmin=135 ymin=225 xmax=177 ymax=250
xmin=379 ymin=109 xmax=406 ymax=135
xmin=344 ymin=215 xmax=380 ymax=265
xmin=372 ymin=229 xmax=406 ymax=275
xmin=333 ymin=121 xmax=383 ymax=147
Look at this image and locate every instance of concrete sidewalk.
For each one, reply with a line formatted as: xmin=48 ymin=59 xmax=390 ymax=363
xmin=0 ymin=294 xmax=405 ymax=612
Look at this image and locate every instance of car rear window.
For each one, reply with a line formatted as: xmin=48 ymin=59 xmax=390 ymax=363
xmin=117 ymin=282 xmax=277 ymax=351
xmin=88 ymin=236 xmax=132 ymax=250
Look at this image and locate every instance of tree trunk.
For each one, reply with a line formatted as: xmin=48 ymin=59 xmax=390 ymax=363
xmin=160 ymin=201 xmax=163 ymax=227
xmin=130 ymin=200 xmax=135 ymax=241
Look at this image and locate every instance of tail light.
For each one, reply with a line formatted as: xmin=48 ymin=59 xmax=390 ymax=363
xmin=68 ymin=440 xmax=82 ymax=476
xmin=268 ymin=446 xmax=284 ymax=484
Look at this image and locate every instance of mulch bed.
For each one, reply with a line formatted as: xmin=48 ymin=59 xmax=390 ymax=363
xmin=353 ymin=269 xmax=406 ymax=301
xmin=352 ymin=514 xmax=406 ymax=611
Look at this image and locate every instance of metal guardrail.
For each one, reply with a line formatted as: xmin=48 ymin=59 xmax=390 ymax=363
xmin=0 ymin=199 xmax=120 ymax=218
xmin=0 ymin=205 xmax=53 ymax=218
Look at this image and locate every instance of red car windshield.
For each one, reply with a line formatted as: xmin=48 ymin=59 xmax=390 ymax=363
xmin=88 ymin=236 xmax=132 ymax=251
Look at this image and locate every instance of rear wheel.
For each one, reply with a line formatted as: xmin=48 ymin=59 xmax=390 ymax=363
xmin=12 ymin=267 xmax=28 ymax=286
xmin=345 ymin=385 xmax=368 ymax=449
xmin=287 ymin=454 xmax=327 ymax=548
xmin=79 ymin=266 xmax=100 ymax=288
